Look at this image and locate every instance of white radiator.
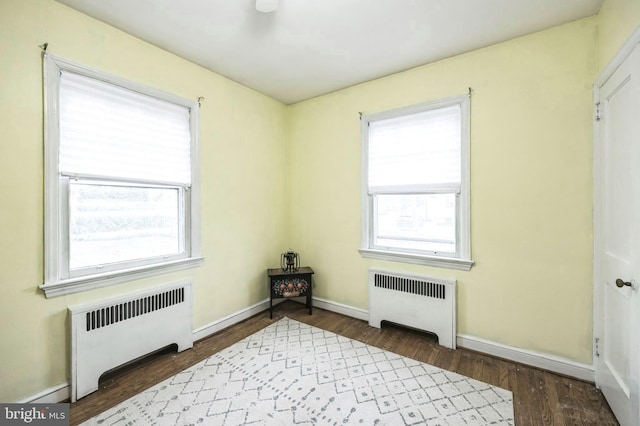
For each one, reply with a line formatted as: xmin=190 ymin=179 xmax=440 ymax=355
xmin=69 ymin=282 xmax=193 ymax=402
xmin=368 ymin=268 xmax=457 ymax=349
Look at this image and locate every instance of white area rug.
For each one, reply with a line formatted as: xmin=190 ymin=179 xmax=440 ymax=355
xmin=81 ymin=317 xmax=514 ymax=425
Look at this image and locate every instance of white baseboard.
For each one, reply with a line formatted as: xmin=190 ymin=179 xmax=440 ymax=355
xmin=192 ymin=298 xmax=273 ymax=341
xmin=16 ymin=382 xmax=70 ymax=404
xmin=310 ymin=297 xmax=595 ymax=382
xmin=312 ymin=296 xmax=369 ymax=321
xmin=17 ymin=296 xmax=594 ymax=403
xmin=18 ymin=300 xmax=273 ymax=403
xmin=456 ymin=334 xmax=595 ymax=382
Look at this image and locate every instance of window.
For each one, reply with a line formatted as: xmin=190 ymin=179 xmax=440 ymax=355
xmin=360 ymin=95 xmax=473 ymax=270
xmin=41 ymin=54 xmax=203 ymax=297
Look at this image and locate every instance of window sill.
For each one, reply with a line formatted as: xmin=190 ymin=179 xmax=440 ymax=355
xmin=39 ymin=257 xmax=205 ymax=298
xmin=359 ymin=249 xmax=474 ymax=271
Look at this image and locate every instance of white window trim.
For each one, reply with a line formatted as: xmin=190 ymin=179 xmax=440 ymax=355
xmin=359 ymin=94 xmax=474 ymax=271
xmin=40 ymin=53 xmax=203 ymax=298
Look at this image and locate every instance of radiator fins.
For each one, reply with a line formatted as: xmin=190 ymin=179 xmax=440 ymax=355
xmin=85 ymin=287 xmax=185 ymax=332
xmin=373 ymin=273 xmax=446 ymax=299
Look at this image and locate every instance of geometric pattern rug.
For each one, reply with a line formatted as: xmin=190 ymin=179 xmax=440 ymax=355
xmin=80 ymin=317 xmax=514 ymax=425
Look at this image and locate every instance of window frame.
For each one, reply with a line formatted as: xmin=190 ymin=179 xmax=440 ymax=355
xmin=41 ymin=53 xmax=203 ymax=297
xmin=63 ymin=177 xmax=189 ymax=278
xmin=359 ymin=94 xmax=474 ymax=271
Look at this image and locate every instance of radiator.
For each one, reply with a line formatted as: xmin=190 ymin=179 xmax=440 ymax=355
xmin=368 ymin=268 xmax=457 ymax=349
xmin=69 ymin=282 xmax=193 ymax=402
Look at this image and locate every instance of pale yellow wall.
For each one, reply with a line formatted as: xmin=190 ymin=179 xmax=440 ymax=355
xmin=1 ymin=0 xmax=632 ymax=404
xmin=598 ymin=0 xmax=640 ymax=70
xmin=287 ymin=17 xmax=598 ymax=364
xmin=0 ymin=0 xmax=287 ymax=402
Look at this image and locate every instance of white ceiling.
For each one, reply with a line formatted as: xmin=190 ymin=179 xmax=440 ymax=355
xmin=55 ymin=0 xmax=604 ymax=104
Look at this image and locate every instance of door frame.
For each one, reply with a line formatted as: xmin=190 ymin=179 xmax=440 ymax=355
xmin=593 ymin=24 xmax=640 ymax=424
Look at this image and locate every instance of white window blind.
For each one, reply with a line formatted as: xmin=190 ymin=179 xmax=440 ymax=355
xmin=41 ymin=53 xmax=203 ymax=297
xmin=367 ymin=105 xmax=461 ymax=194
xmin=59 ymin=71 xmax=192 ymax=185
xmin=360 ymin=94 xmax=472 ymax=271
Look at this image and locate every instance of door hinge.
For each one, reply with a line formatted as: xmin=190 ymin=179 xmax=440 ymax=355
xmin=595 ymin=337 xmax=600 ymax=357
xmin=595 ymin=102 xmax=601 ymax=121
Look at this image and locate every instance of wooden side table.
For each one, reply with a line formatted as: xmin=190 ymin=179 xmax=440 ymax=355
xmin=267 ymin=267 xmax=314 ymax=319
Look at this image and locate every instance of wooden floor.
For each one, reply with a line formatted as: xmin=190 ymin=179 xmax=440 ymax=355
xmin=70 ymin=301 xmax=618 ymax=425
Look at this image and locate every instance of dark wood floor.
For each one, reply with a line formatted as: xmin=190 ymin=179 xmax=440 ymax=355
xmin=70 ymin=301 xmax=618 ymax=425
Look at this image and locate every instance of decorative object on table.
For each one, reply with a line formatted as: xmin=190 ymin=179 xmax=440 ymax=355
xmin=80 ymin=318 xmax=514 ymax=426
xmin=280 ymin=250 xmax=300 ymax=272
xmin=273 ymin=276 xmax=309 ymax=297
xmin=267 ymin=266 xmax=313 ymax=319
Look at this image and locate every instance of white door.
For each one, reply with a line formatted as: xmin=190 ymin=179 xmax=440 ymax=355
xmin=594 ymin=41 xmax=640 ymax=426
